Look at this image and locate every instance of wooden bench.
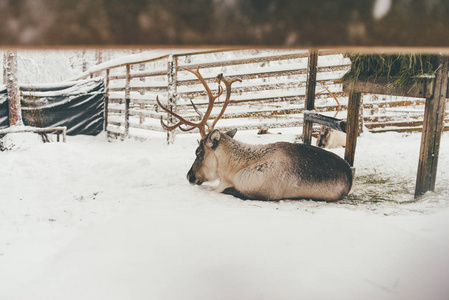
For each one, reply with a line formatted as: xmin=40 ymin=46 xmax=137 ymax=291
xmin=0 ymin=126 xmax=67 ymax=142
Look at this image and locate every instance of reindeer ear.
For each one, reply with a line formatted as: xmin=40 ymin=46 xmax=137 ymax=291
xmin=205 ymin=130 xmax=221 ymax=149
xmin=226 ymin=128 xmax=237 ymax=138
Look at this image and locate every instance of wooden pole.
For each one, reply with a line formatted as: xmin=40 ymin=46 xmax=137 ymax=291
xmin=123 ymin=64 xmax=131 ymax=140
xmin=415 ymin=55 xmax=448 ymax=196
xmin=344 ymin=90 xmax=362 ymax=166
xmin=82 ymin=50 xmax=88 ymax=72
xmin=302 ymin=50 xmax=318 ymax=145
xmin=5 ymin=51 xmax=23 ymax=126
xmin=167 ymin=55 xmax=178 ymax=144
xmin=3 ymin=52 xmax=7 ymax=85
xmin=104 ymin=68 xmax=110 ymax=133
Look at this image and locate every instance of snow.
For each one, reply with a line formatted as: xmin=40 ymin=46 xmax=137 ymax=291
xmin=68 ymin=49 xmax=223 ymax=81
xmin=1 ymin=129 xmax=449 ymax=300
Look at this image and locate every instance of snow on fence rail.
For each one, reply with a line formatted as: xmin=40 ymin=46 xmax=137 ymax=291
xmin=75 ymin=49 xmax=449 ymax=141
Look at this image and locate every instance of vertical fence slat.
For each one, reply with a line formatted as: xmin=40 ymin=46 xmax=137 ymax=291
xmin=167 ymin=55 xmax=178 ymax=144
xmin=5 ymin=51 xmax=23 ymax=126
xmin=2 ymin=52 xmax=7 ymax=85
xmin=302 ymin=50 xmax=318 ymax=145
xmin=415 ymin=55 xmax=449 ymax=196
xmin=104 ymin=68 xmax=110 ymax=132
xmin=123 ymin=64 xmax=131 ymax=140
xmin=344 ymin=91 xmax=362 ymax=167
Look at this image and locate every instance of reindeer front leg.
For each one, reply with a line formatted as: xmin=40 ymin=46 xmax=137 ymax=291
xmin=214 ymin=180 xmax=233 ymax=193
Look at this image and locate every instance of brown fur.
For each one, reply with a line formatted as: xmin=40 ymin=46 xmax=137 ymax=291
xmin=187 ymin=129 xmax=352 ymax=201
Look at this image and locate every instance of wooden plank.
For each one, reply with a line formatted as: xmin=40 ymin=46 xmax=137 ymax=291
xmin=178 ymin=79 xmax=342 ymax=99
xmin=363 ymin=99 xmax=426 ymax=109
xmin=302 ymin=51 xmax=318 ymax=145
xmin=5 ymin=2 xmax=449 ymax=47
xmin=415 ymin=56 xmax=449 ymax=196
xmin=129 ymin=86 xmax=168 ymax=93
xmin=370 ymin=124 xmax=449 ymax=133
xmin=127 ymin=69 xmax=168 ymax=79
xmin=181 ymin=81 xmax=305 ymax=97
xmin=176 ymin=92 xmax=344 ymax=108
xmin=0 ymin=126 xmax=67 ymax=142
xmin=108 ymin=120 xmax=123 ymax=127
xmin=366 ymin=118 xmax=449 ymax=128
xmin=184 ymin=121 xmax=304 ymax=134
xmin=179 ymin=52 xmax=309 ymax=72
xmin=343 ymin=77 xmax=429 ymax=99
xmin=169 ymin=107 xmax=304 ymax=121
xmin=178 ymin=65 xmax=348 ymax=86
xmin=344 ymin=91 xmax=362 ymax=166
xmin=303 ymin=111 xmax=346 ymax=132
xmin=129 ymin=123 xmax=165 ymax=132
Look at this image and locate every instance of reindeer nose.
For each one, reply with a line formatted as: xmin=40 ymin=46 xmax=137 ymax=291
xmin=187 ymin=169 xmax=202 ymax=185
xmin=187 ymin=169 xmax=196 ymax=184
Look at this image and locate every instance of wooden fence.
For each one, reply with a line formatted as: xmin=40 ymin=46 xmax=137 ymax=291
xmin=75 ymin=49 xmax=449 ymax=142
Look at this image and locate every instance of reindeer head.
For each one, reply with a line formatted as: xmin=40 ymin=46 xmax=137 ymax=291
xmin=316 ymin=126 xmax=332 ymax=148
xmin=157 ymin=68 xmax=241 ymax=184
xmin=187 ymin=128 xmax=237 ymax=185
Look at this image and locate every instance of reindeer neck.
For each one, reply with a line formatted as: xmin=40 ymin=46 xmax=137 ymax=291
xmin=215 ymin=137 xmax=271 ymax=171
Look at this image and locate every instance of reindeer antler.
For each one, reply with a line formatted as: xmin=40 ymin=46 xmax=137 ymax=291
xmin=324 ymin=87 xmax=342 ymax=118
xmin=157 ymin=67 xmax=241 ymax=139
xmin=211 ymin=73 xmax=242 ymax=130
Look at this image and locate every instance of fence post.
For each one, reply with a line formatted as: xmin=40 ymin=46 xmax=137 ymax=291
xmin=123 ymin=64 xmax=131 ymax=140
xmin=5 ymin=51 xmax=23 ymax=126
xmin=344 ymin=90 xmax=362 ymax=166
xmin=302 ymin=50 xmax=318 ymax=145
xmin=415 ymin=55 xmax=448 ymax=196
xmin=166 ymin=55 xmax=178 ymax=144
xmin=358 ymin=95 xmax=364 ymax=134
xmin=2 ymin=52 xmax=7 ymax=85
xmin=104 ymin=69 xmax=110 ymax=134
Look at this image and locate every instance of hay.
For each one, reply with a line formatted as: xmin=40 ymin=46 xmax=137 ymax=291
xmin=343 ymin=54 xmax=439 ymax=87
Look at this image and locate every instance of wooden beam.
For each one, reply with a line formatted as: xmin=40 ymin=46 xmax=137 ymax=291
xmin=415 ymin=56 xmax=448 ymax=197
xmin=303 ymin=111 xmax=346 ymax=133
xmin=302 ymin=51 xmax=318 ymax=145
xmin=4 ymin=1 xmax=449 ymax=47
xmin=343 ymin=77 xmax=430 ymax=99
xmin=344 ymin=91 xmax=362 ymax=167
xmin=0 ymin=126 xmax=67 ymax=142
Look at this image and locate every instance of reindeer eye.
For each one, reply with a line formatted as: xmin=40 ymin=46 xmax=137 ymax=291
xmin=196 ymin=149 xmax=204 ymax=159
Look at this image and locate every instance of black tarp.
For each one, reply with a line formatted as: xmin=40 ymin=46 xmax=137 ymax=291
xmin=0 ymin=79 xmax=104 ymax=136
xmin=0 ymin=88 xmax=9 ymax=129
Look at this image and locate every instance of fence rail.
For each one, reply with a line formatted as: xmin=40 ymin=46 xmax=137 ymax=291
xmin=76 ymin=49 xmax=449 ymax=142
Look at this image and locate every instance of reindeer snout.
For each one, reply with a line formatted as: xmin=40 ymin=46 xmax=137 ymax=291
xmin=187 ymin=169 xmax=195 ymax=183
xmin=187 ymin=169 xmax=202 ymax=185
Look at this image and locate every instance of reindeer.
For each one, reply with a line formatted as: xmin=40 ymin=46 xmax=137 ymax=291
xmin=316 ymin=88 xmax=347 ymax=149
xmin=157 ymin=68 xmax=353 ymax=201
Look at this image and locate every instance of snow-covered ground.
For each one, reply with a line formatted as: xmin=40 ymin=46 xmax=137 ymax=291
xmin=1 ymin=129 xmax=449 ymax=300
